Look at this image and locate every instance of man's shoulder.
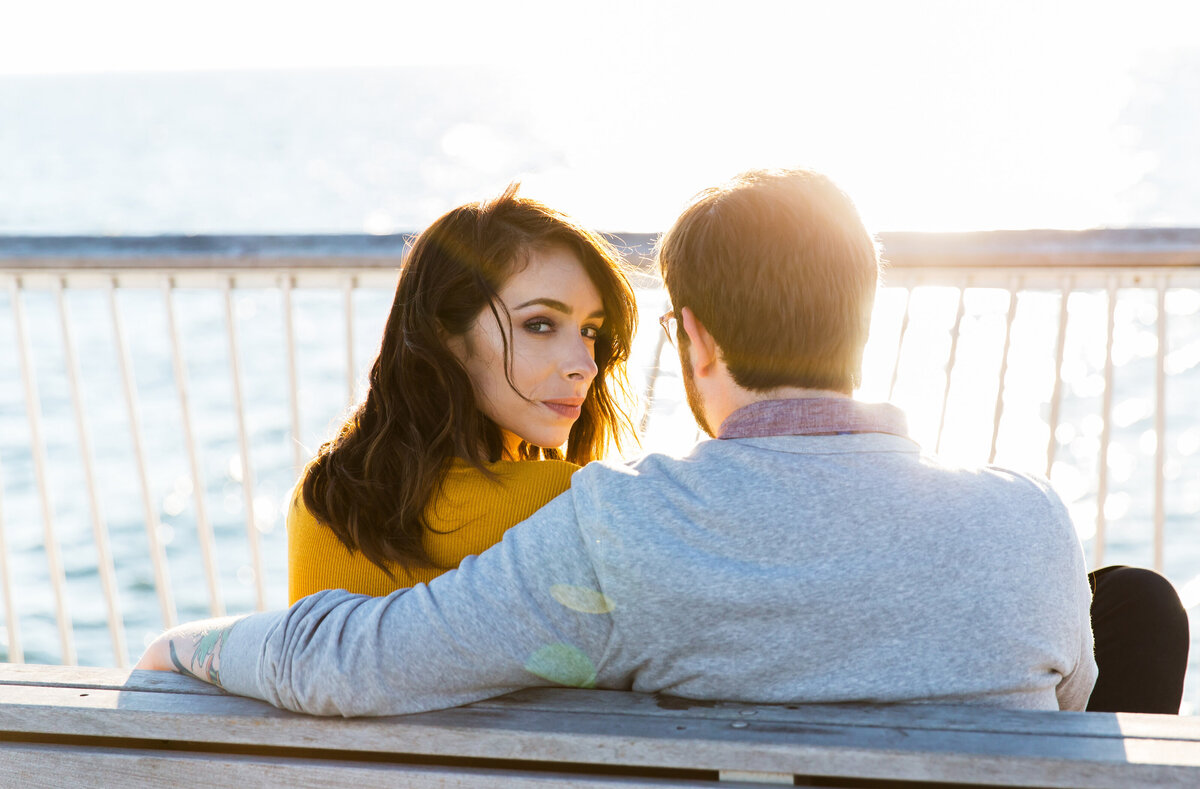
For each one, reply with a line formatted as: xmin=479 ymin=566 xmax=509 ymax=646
xmin=983 ymin=465 xmax=1073 ymax=524
xmin=983 ymin=465 xmax=1059 ymax=500
xmin=916 ymin=457 xmax=1075 ymax=532
xmin=572 ymin=449 xmax=685 ymax=485
xmin=954 ymin=461 xmax=1065 ymax=507
xmin=566 ymin=443 xmax=725 ymax=501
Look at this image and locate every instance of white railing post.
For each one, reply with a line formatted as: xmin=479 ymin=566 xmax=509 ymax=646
xmin=638 ymin=329 xmax=668 ymax=437
xmin=344 ymin=276 xmax=357 ymax=406
xmin=54 ymin=278 xmax=127 ymax=666
xmin=108 ymin=278 xmax=177 ymax=629
xmin=282 ymin=275 xmax=304 ymax=476
xmin=888 ymin=285 xmax=914 ymax=401
xmin=10 ymin=278 xmax=75 ymax=664
xmin=1046 ymin=276 xmax=1073 ymax=480
xmin=0 ymin=455 xmax=22 ymax=663
xmin=223 ymin=278 xmax=267 ymax=611
xmin=162 ymin=277 xmax=224 ymax=617
xmin=1154 ymin=275 xmax=1168 ymax=574
xmin=1095 ymin=275 xmax=1119 ymax=568
xmin=935 ymin=278 xmax=969 ymax=454
xmin=989 ymin=277 xmax=1022 ymax=464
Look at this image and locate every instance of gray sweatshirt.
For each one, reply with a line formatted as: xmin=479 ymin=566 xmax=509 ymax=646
xmin=221 ymin=424 xmax=1096 ymax=716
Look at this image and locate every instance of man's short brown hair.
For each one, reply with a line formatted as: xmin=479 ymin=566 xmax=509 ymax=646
xmin=658 ymin=168 xmax=879 ymax=393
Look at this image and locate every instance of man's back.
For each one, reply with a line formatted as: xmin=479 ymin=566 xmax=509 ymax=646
xmin=572 ymin=428 xmax=1094 ymax=710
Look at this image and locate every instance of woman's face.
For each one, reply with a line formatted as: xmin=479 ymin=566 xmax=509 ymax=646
xmin=451 ymin=244 xmax=605 ymax=458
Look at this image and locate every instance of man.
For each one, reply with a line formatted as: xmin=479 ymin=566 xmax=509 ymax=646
xmin=140 ymin=168 xmax=1105 ymax=714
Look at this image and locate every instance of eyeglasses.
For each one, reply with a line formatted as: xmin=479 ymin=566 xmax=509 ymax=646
xmin=659 ymin=309 xmax=678 ymax=346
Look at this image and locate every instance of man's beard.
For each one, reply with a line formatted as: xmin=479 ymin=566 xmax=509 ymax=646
xmin=680 ymin=346 xmax=715 ymax=437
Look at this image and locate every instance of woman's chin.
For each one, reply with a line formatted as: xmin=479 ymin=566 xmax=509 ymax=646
xmin=519 ymin=433 xmax=572 ymax=453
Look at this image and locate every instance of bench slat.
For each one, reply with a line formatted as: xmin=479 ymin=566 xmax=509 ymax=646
xmin=3 ymin=665 xmax=1198 ymax=742
xmin=473 ymin=687 xmax=1200 ymax=742
xmin=3 ymin=678 xmax=1200 ymax=788
xmin=0 ymin=743 xmax=715 ymax=789
xmin=0 ymin=663 xmax=225 ymax=695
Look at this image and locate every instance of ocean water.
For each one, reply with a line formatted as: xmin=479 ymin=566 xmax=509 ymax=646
xmin=3 ymin=67 xmax=1200 ymax=710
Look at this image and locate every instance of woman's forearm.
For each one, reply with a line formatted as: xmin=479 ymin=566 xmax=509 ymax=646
xmin=135 ymin=615 xmax=248 ymax=688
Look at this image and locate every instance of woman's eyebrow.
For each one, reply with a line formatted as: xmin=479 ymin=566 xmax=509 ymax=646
xmin=513 ymin=298 xmax=605 ymax=320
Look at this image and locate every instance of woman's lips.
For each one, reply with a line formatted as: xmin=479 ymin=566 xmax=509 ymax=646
xmin=543 ymin=400 xmax=583 ymax=419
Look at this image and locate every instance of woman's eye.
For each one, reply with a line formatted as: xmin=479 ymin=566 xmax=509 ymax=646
xmin=525 ymin=319 xmax=554 ymax=334
xmin=581 ymin=326 xmax=601 ymax=340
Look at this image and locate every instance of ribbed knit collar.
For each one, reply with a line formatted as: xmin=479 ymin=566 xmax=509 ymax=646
xmin=716 ymin=398 xmax=909 ymax=439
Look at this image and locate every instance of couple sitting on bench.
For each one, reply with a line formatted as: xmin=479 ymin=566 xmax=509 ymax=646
xmin=137 ymin=168 xmax=1189 ymax=716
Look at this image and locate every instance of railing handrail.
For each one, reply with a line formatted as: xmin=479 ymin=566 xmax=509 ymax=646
xmin=881 ymin=228 xmax=1200 ymax=269
xmin=3 ymin=228 xmax=1200 ymax=272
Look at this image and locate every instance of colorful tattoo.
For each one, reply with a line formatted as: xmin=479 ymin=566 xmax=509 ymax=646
xmin=169 ymin=623 xmax=234 ymax=687
xmin=168 ymin=640 xmax=203 ymax=681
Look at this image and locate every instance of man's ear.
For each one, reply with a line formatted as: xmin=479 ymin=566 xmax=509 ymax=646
xmin=680 ymin=307 xmax=719 ymax=377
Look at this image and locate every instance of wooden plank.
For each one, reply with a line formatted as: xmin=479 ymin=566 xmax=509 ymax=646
xmin=718 ymin=770 xmax=792 ymax=784
xmin=0 ymin=663 xmax=227 ymax=695
xmin=0 ymin=743 xmax=714 ymax=789
xmin=3 ymin=682 xmax=1200 ymax=788
xmin=471 ymin=688 xmax=1200 ymax=742
xmin=2 ymin=666 xmax=1198 ymax=744
xmin=7 ymin=667 xmax=1195 ymax=745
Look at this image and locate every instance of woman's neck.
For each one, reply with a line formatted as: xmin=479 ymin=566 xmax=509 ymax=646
xmin=501 ymin=430 xmax=523 ymax=461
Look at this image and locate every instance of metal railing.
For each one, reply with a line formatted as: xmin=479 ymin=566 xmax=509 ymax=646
xmin=1 ymin=229 xmax=1199 ymax=671
xmin=876 ymin=229 xmax=1200 ymax=575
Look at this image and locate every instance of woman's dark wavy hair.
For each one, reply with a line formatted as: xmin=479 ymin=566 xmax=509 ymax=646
xmin=301 ymin=184 xmax=637 ymax=574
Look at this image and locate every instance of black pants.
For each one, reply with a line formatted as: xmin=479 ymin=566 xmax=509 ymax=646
xmin=1087 ymin=565 xmax=1190 ymax=713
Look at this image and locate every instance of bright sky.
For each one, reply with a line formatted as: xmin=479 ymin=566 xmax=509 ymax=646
xmin=5 ymin=1 xmax=1196 ymax=75
xmin=3 ymin=1 xmax=1199 ymax=232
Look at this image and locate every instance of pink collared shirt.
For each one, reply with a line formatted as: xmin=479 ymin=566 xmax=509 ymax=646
xmin=717 ymin=397 xmax=909 ymax=439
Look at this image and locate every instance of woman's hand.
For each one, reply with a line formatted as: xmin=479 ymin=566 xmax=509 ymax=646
xmin=133 ymin=615 xmax=246 ymax=687
xmin=133 ymin=632 xmax=174 ymax=672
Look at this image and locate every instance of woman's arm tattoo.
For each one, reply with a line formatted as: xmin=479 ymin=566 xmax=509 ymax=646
xmin=168 ymin=622 xmax=236 ymax=687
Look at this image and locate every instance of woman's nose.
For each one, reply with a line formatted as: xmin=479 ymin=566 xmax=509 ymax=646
xmin=564 ymin=335 xmax=599 ymax=381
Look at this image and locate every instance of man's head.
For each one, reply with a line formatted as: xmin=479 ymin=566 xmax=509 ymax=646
xmin=657 ymin=168 xmax=879 ymax=432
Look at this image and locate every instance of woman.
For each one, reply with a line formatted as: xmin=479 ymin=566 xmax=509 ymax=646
xmin=288 ymin=185 xmax=637 ymax=603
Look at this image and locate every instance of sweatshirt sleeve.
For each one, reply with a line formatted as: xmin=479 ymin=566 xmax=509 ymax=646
xmin=1056 ymin=598 xmax=1098 ymax=710
xmin=1005 ymin=470 xmax=1097 ymax=711
xmin=1055 ymin=552 xmax=1098 ymax=711
xmin=1048 ymin=490 xmax=1098 ymax=711
xmin=218 ymin=488 xmax=612 ymax=716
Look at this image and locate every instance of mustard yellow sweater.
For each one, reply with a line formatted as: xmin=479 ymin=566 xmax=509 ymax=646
xmin=287 ymin=459 xmax=579 ymax=604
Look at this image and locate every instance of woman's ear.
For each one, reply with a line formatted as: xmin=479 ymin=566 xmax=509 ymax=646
xmin=680 ymin=307 xmax=718 ymax=377
xmin=441 ymin=323 xmax=469 ymax=364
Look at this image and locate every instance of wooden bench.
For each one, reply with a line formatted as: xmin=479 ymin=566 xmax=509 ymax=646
xmin=2 ymin=665 xmax=1199 ymax=787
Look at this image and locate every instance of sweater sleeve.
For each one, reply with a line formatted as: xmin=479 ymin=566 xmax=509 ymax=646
xmin=1055 ymin=543 xmax=1098 ymax=711
xmin=1056 ymin=584 xmax=1098 ymax=710
xmin=1044 ymin=483 xmax=1098 ymax=711
xmin=1002 ymin=470 xmax=1097 ymax=711
xmin=220 ymin=485 xmax=611 ymax=716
